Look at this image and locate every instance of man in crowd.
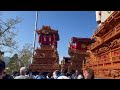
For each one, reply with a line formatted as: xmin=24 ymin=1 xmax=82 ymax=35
xmin=0 ymin=60 xmax=5 ymax=79
xmin=57 ymin=69 xmax=70 ymax=79
xmin=14 ymin=67 xmax=29 ymax=79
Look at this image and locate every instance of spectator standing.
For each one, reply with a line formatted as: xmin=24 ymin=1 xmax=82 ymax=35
xmin=14 ymin=67 xmax=29 ymax=79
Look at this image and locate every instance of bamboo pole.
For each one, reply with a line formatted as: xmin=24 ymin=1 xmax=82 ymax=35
xmin=31 ymin=11 xmax=39 ymax=64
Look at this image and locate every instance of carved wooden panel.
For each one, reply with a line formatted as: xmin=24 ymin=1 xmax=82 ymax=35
xmin=83 ymin=11 xmax=120 ymax=79
xmin=30 ymin=46 xmax=59 ymax=72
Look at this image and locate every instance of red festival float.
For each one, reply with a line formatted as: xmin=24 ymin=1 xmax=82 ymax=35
xmin=30 ymin=26 xmax=60 ymax=72
xmin=66 ymin=37 xmax=94 ymax=72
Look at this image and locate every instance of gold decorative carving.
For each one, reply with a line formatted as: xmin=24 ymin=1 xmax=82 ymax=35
xmin=110 ymin=38 xmax=120 ymax=49
xmin=40 ymin=53 xmax=45 ymax=58
xmin=97 ymin=46 xmax=109 ymax=54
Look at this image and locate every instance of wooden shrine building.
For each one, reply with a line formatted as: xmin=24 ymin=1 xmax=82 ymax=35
xmin=60 ymin=57 xmax=71 ymax=71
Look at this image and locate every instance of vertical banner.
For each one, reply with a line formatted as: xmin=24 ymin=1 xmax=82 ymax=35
xmin=96 ymin=11 xmax=101 ymax=24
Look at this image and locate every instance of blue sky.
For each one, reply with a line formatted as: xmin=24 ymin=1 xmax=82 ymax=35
xmin=1 ymin=11 xmax=97 ymax=62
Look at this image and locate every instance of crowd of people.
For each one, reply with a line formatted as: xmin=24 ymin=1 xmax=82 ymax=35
xmin=0 ymin=59 xmax=94 ymax=79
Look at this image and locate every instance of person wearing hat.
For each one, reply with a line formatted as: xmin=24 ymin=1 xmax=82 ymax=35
xmin=0 ymin=60 xmax=5 ymax=79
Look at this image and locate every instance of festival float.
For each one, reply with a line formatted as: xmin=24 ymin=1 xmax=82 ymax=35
xmin=83 ymin=11 xmax=120 ymax=79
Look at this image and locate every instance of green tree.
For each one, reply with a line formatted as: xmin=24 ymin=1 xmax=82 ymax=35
xmin=6 ymin=53 xmax=20 ymax=74
xmin=6 ymin=43 xmax=33 ymax=74
xmin=18 ymin=43 xmax=32 ymax=68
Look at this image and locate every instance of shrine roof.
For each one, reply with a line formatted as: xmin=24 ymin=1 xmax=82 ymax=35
xmin=62 ymin=57 xmax=71 ymax=63
xmin=36 ymin=26 xmax=59 ymax=35
xmin=63 ymin=57 xmax=71 ymax=60
xmin=71 ymin=37 xmax=95 ymax=43
xmin=36 ymin=25 xmax=60 ymax=41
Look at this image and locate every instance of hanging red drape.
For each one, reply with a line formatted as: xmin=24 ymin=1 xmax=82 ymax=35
xmin=41 ymin=35 xmax=45 ymax=44
xmin=49 ymin=35 xmax=52 ymax=45
xmin=51 ymin=35 xmax=55 ymax=45
xmin=38 ymin=35 xmax=41 ymax=43
xmin=41 ymin=35 xmax=52 ymax=45
xmin=46 ymin=35 xmax=51 ymax=45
